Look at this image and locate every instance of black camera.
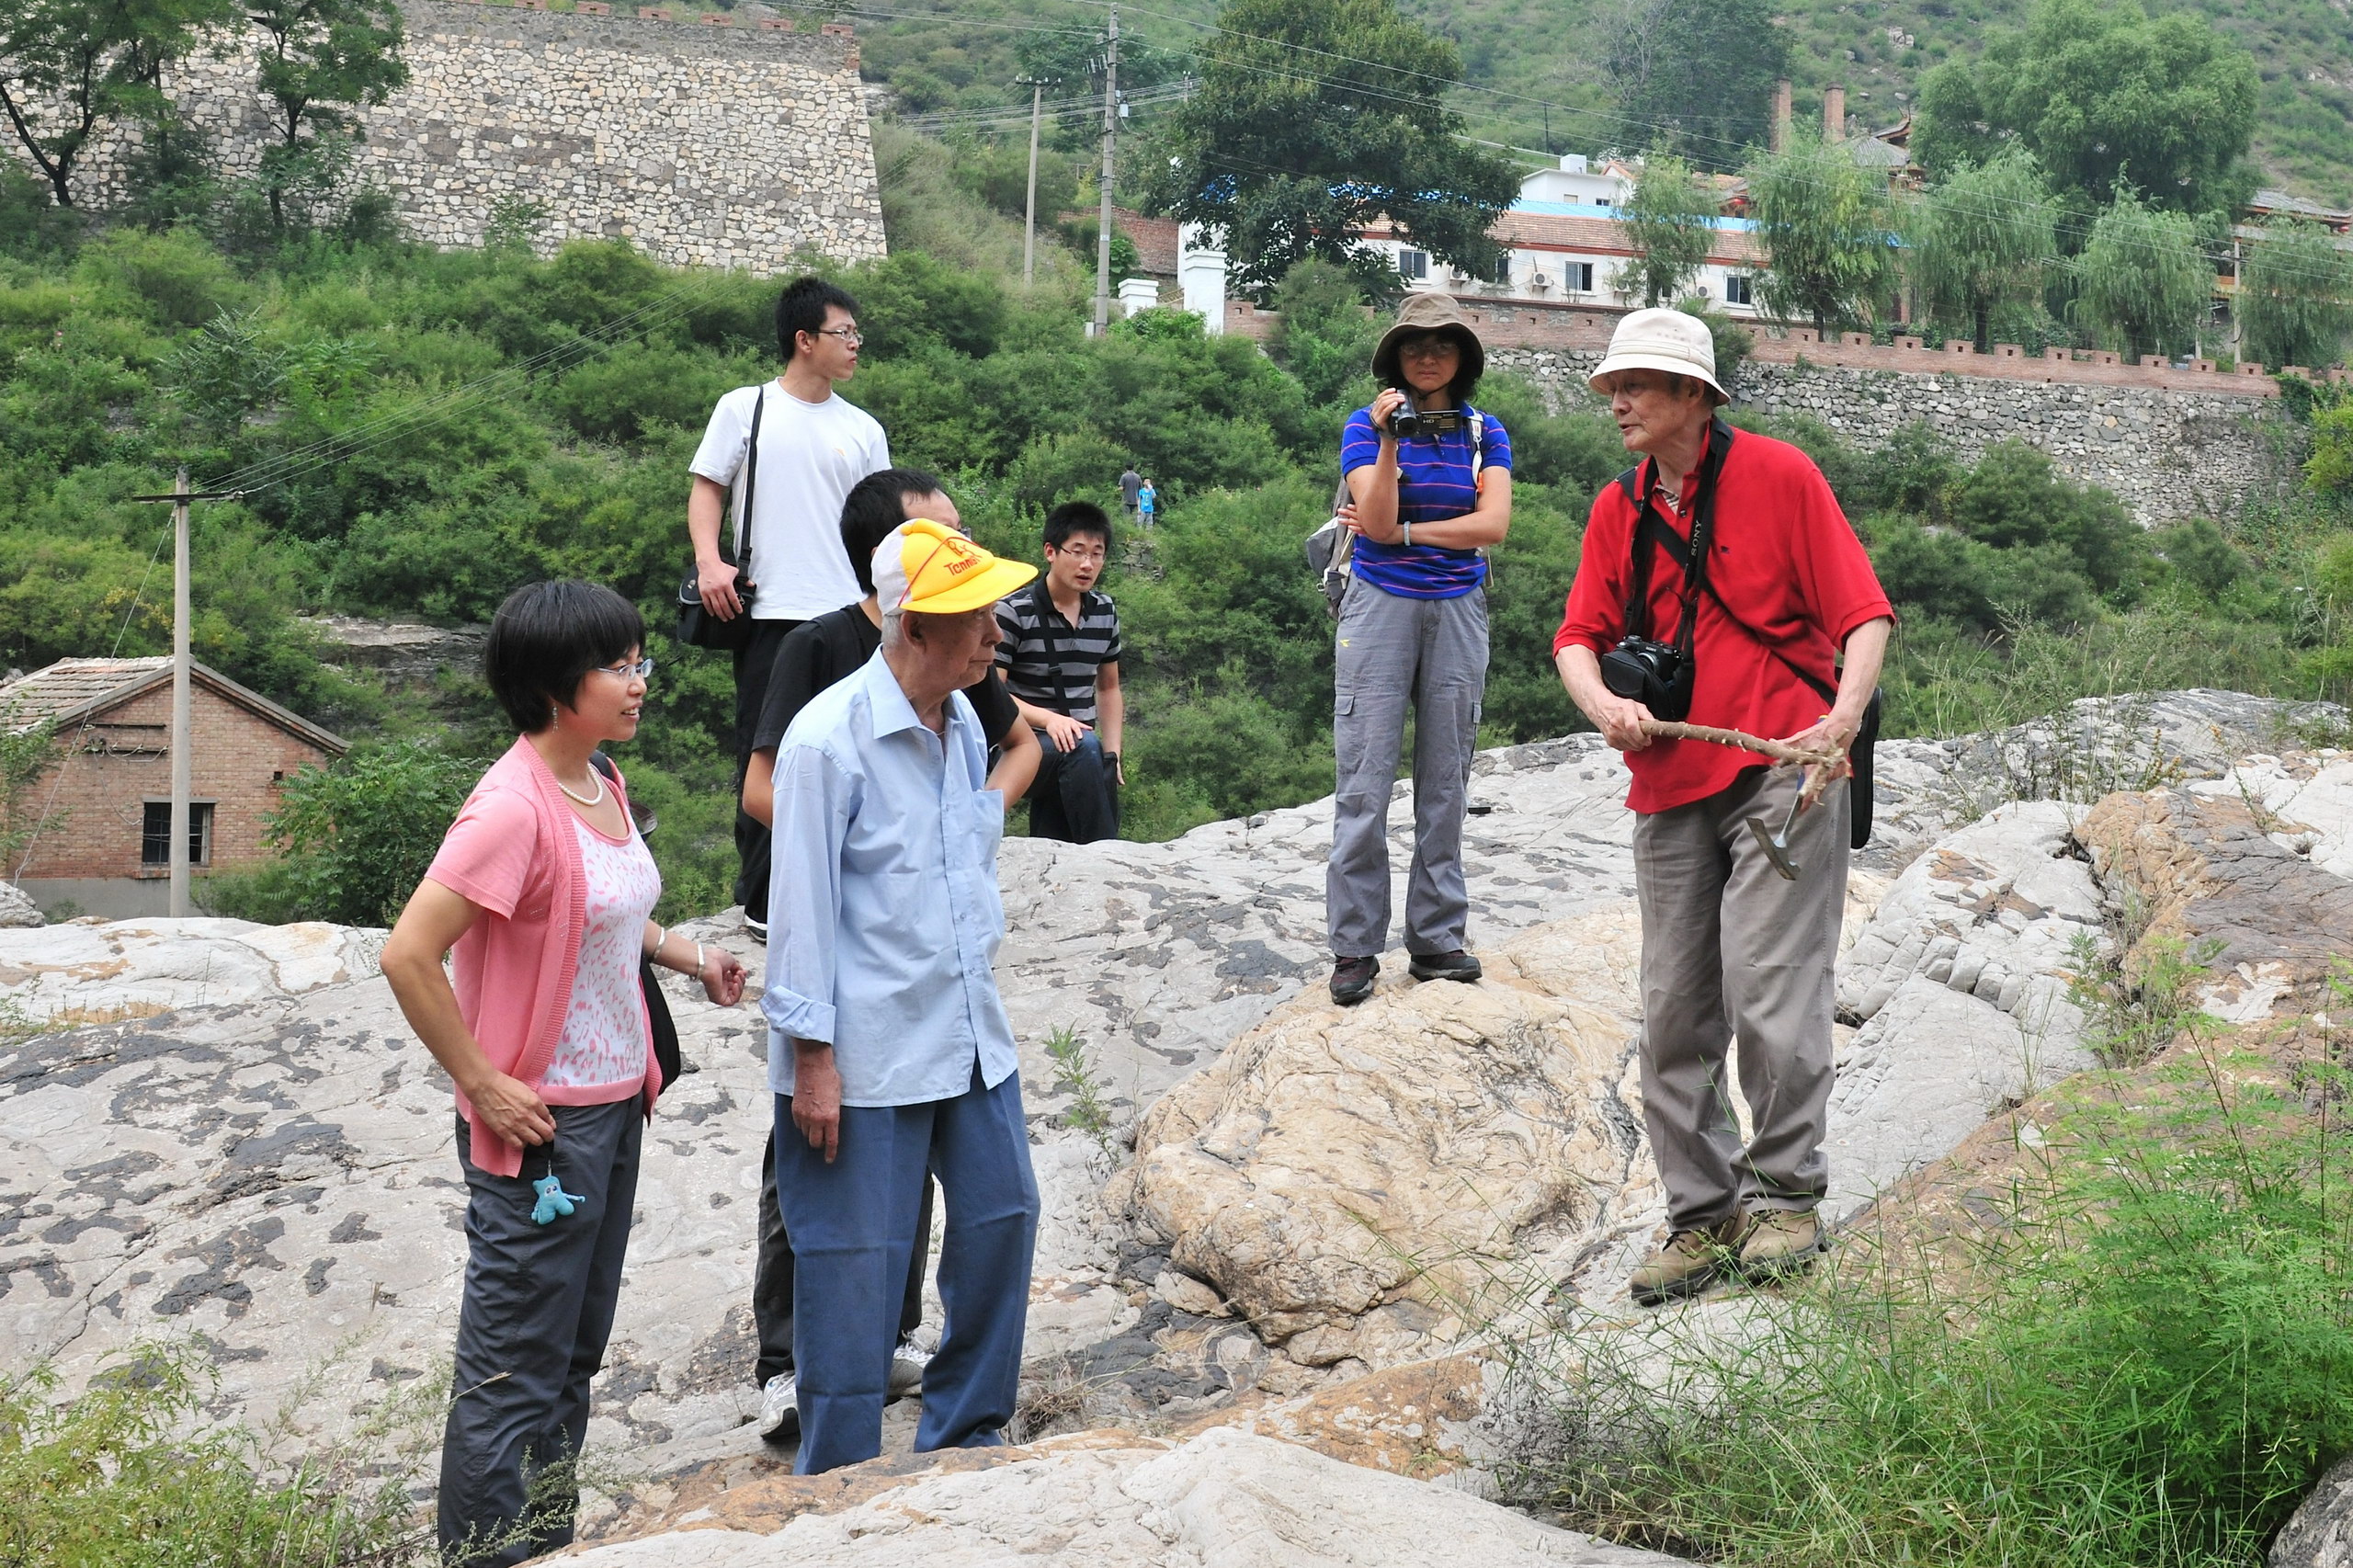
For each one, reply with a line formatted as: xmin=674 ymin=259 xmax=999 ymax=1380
xmin=1387 ymin=401 xmax=1463 ymax=441
xmin=1599 ymin=634 xmax=1694 ymax=722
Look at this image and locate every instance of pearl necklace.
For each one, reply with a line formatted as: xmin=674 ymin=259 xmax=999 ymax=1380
xmin=555 ymin=769 xmax=607 ymax=809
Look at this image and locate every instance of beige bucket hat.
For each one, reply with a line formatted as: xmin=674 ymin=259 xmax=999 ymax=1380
xmin=1370 ymin=291 xmax=1486 ymax=390
xmin=1589 ymin=307 xmax=1729 ymax=403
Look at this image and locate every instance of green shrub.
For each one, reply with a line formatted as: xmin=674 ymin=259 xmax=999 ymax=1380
xmin=0 ymin=1347 xmax=421 ymax=1566
xmin=74 ymin=227 xmax=247 ymax=329
xmin=1540 ymin=1040 xmax=2353 ymax=1567
xmin=244 ymin=739 xmax=483 ymax=927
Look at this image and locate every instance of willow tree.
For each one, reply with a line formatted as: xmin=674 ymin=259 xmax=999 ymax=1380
xmin=1915 ymin=150 xmax=2059 ymax=353
xmin=2074 ymin=188 xmax=2211 ymax=361
xmin=1745 ymin=131 xmax=1898 ymax=334
xmin=1615 ymin=150 xmax=1718 ymax=308
xmin=2238 ymin=217 xmax=2353 ymax=370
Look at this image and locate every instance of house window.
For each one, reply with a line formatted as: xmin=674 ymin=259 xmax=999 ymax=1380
xmin=1724 ymin=274 xmax=1755 ymax=306
xmin=1594 ymin=196 xmax=1611 ymax=207
xmin=141 ymin=801 xmax=214 ymax=868
xmin=1397 ymin=248 xmax=1428 ymax=281
xmin=1571 ymin=261 xmax=1596 ymax=291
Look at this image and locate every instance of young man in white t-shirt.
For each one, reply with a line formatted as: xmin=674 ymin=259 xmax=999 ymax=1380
xmin=687 ymin=276 xmax=891 ymax=940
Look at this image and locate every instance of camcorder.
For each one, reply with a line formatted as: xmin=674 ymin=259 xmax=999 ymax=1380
xmin=1600 ymin=633 xmax=1695 ymax=722
xmin=1386 ymin=398 xmax=1464 ymax=441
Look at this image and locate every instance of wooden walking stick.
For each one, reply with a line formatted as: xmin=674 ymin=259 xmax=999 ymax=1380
xmin=1636 ymin=720 xmax=1850 ymax=881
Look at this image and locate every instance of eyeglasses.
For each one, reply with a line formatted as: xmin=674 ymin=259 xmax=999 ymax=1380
xmin=1048 ymin=545 xmax=1107 ymax=563
xmin=813 ymin=327 xmax=864 ymax=347
xmin=1398 ymin=337 xmax=1461 ymax=361
xmin=594 ymin=657 xmax=655 ymax=680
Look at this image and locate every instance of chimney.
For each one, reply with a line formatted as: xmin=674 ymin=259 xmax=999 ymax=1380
xmin=1772 ymin=79 xmax=1793 ymax=152
xmin=1824 ymin=84 xmax=1846 ymax=142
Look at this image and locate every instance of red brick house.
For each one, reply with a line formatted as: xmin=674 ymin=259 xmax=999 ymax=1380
xmin=2 ymin=657 xmax=347 ymax=918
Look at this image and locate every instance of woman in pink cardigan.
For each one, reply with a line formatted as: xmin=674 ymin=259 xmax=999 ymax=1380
xmin=381 ymin=580 xmax=747 ymax=1568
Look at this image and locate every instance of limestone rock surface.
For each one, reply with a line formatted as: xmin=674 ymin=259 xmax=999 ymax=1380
xmin=0 ymin=916 xmax=382 ymax=1025
xmin=0 ymin=882 xmax=42 ymax=928
xmin=566 ymin=1426 xmax=1689 ymax=1567
xmin=1123 ymin=908 xmax=1648 ymax=1362
xmin=2269 ymin=1450 xmax=2353 ymax=1568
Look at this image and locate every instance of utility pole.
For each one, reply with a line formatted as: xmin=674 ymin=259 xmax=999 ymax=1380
xmin=1018 ymin=74 xmax=1054 ymax=288
xmin=121 ymin=474 xmax=244 ymax=918
xmin=1092 ymin=7 xmax=1118 ymax=336
xmin=168 ymin=466 xmax=192 ymax=918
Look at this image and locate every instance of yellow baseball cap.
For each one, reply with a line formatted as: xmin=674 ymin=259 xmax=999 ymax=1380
xmin=872 ymin=517 xmax=1038 ymax=614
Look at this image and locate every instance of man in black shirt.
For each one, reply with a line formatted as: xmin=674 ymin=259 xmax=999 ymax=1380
xmin=736 ymin=466 xmax=1039 ymax=1447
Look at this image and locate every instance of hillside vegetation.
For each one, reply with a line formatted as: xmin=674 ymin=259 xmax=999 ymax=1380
xmin=838 ymin=0 xmax=2353 ymax=205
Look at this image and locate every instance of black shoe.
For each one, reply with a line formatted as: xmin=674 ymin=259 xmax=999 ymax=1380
xmin=745 ymin=913 xmax=767 ymax=944
xmin=1408 ymin=949 xmax=1483 ymax=983
xmin=1330 ymin=955 xmax=1379 ymax=1006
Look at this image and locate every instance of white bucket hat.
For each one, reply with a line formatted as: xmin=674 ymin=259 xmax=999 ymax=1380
xmin=1589 ymin=307 xmax=1728 ymax=403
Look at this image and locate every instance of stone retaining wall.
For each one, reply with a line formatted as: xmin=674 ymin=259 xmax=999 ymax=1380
xmin=1489 ymin=345 xmax=2297 ymax=525
xmin=26 ymin=0 xmax=885 ymax=273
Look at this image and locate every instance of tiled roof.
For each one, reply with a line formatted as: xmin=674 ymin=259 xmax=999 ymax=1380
xmin=1488 ymin=210 xmax=1764 ymax=267
xmin=0 ymin=658 xmax=171 ymax=729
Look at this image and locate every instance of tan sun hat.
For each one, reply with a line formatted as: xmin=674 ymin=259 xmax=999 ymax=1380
xmin=1370 ymin=291 xmax=1486 ymax=389
xmin=1588 ymin=307 xmax=1729 ymax=403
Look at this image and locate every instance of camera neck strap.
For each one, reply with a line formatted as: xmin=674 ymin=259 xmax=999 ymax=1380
xmin=1618 ymin=416 xmax=1733 ymax=655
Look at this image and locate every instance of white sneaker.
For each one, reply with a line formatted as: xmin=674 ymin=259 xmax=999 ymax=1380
xmin=756 ymin=1371 xmax=798 ymax=1442
xmin=887 ymin=1337 xmax=931 ymax=1399
xmin=745 ymin=914 xmax=767 ymax=944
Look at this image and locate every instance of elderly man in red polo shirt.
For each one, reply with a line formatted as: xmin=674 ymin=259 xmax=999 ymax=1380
xmin=1553 ymin=309 xmax=1893 ymax=1307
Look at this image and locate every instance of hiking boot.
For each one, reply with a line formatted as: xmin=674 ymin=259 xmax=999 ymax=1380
xmin=1408 ymin=949 xmax=1483 ymax=983
xmin=755 ymin=1371 xmax=798 ymax=1443
xmin=1630 ymin=1213 xmax=1749 ymax=1307
xmin=1735 ymin=1209 xmax=1824 ymax=1281
xmin=1330 ymin=955 xmax=1379 ymax=1006
xmin=887 ymin=1336 xmax=932 ymax=1400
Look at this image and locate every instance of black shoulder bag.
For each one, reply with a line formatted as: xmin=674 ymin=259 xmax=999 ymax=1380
xmin=587 ymin=752 xmax=684 ymax=1095
xmin=676 ymin=388 xmax=763 ymax=652
xmin=1607 ymin=433 xmax=1884 ymax=848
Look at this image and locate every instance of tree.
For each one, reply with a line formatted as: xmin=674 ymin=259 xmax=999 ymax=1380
xmin=2237 ymin=218 xmax=2353 ymax=371
xmin=1598 ymin=0 xmax=1788 ymax=172
xmin=1614 ymin=149 xmax=1716 ymax=309
xmin=1912 ymin=0 xmax=2257 ymax=217
xmin=0 ymin=0 xmax=232 ymax=207
xmin=1144 ymin=0 xmax=1519 ymax=300
xmin=1745 ymin=130 xmax=1898 ymax=334
xmin=1915 ymin=149 xmax=2060 ymax=353
xmin=2073 ymin=187 xmax=2211 ymax=361
xmin=1270 ymin=256 xmax=1380 ymax=408
xmin=244 ymin=0 xmax=407 ymax=230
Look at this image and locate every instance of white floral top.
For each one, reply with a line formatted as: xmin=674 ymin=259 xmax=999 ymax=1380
xmin=540 ymin=813 xmax=662 ymax=1100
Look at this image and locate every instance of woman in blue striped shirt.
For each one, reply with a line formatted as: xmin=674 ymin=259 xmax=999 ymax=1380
xmin=1327 ymin=292 xmax=1514 ymax=1005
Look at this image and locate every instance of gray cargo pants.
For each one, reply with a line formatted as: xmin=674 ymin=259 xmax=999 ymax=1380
xmin=1327 ymin=578 xmax=1488 ymax=960
xmin=439 ymin=1097 xmax=642 ymax=1567
xmin=1634 ymin=764 xmax=1847 ymax=1232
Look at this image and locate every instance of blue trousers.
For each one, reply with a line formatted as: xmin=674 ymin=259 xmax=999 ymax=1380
xmin=772 ymin=1061 xmax=1039 ymax=1474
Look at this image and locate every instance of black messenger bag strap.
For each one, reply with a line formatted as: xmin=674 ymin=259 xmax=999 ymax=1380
xmin=1617 ymin=417 xmax=1733 ymax=651
xmin=733 ymin=387 xmax=763 ymax=583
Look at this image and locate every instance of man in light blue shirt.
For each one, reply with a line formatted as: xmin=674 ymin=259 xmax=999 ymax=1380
xmin=762 ymin=518 xmax=1042 ymax=1474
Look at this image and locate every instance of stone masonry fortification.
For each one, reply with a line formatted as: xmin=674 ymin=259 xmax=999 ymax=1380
xmin=38 ymin=0 xmax=885 ymax=273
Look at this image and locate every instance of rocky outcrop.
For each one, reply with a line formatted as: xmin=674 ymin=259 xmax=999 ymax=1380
xmin=300 ymin=616 xmax=488 ymax=680
xmin=0 ymin=882 xmax=41 ymax=929
xmin=0 ymin=916 xmax=381 ymax=1026
xmin=2271 ymin=1451 xmax=2353 ymax=1568
xmin=565 ymin=1426 xmax=1688 ymax=1567
xmin=1121 ymin=910 xmax=1649 ymax=1368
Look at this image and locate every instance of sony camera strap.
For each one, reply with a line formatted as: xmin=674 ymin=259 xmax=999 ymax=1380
xmin=1619 ymin=416 xmax=1733 ymax=657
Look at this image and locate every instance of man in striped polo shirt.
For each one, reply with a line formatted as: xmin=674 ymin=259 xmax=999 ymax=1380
xmin=995 ymin=502 xmax=1124 ymax=843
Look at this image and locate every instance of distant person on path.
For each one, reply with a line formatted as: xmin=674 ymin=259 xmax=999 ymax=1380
xmin=995 ymin=502 xmax=1125 ymax=843
xmin=735 ymin=466 xmax=1040 ymax=1445
xmin=1552 ymin=308 xmax=1892 ymax=1305
xmin=764 ymin=520 xmax=1043 ymax=1475
xmin=381 ymin=581 xmax=747 ymax=1566
xmin=1120 ymin=463 xmax=1143 ymax=521
xmin=1327 ymin=292 xmax=1513 ymax=1006
xmin=688 ymin=276 xmax=889 ymax=944
xmin=1136 ymin=477 xmax=1157 ymax=528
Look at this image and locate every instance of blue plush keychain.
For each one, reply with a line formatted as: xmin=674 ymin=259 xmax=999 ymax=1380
xmin=531 ymin=1145 xmax=585 ymax=1226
